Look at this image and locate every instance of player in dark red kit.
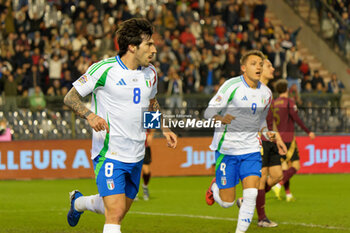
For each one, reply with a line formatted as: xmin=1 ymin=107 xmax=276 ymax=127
xmin=271 ymin=80 xmax=315 ymax=201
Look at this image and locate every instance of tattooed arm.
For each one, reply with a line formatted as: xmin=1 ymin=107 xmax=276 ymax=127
xmin=64 ymin=87 xmax=109 ymax=132
xmin=148 ymin=97 xmax=160 ymax=112
xmin=64 ymin=87 xmax=92 ymax=119
xmin=149 ymin=98 xmax=177 ymax=148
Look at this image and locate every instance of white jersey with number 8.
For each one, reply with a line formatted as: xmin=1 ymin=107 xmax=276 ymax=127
xmin=73 ymin=55 xmax=158 ymax=163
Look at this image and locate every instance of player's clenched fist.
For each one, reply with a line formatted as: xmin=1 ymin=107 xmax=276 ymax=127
xmin=86 ymin=113 xmax=109 ymax=133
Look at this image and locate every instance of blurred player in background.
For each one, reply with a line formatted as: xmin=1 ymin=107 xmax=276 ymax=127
xmin=244 ymin=59 xmax=287 ymax=227
xmin=141 ymin=129 xmax=154 ymax=201
xmin=204 ymin=50 xmax=274 ymax=233
xmin=64 ymin=18 xmax=177 ymax=233
xmin=271 ymin=80 xmax=315 ymax=201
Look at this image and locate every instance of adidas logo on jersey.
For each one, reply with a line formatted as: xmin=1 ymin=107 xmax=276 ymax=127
xmin=241 ymin=96 xmax=248 ymax=101
xmin=116 ymin=79 xmax=127 ymax=85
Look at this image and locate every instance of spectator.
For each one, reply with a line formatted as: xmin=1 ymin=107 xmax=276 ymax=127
xmin=253 ymin=0 xmax=267 ymax=28
xmin=328 ymin=72 xmax=345 ymax=94
xmin=47 ymin=79 xmax=62 ymax=96
xmin=179 ymin=27 xmax=196 ymax=46
xmin=321 ymin=12 xmax=338 ymax=44
xmin=0 ymin=118 xmax=11 ymax=142
xmin=224 ymin=4 xmax=240 ymax=32
xmin=311 ymin=70 xmax=325 ymax=90
xmin=222 ymin=52 xmax=240 ymax=77
xmin=299 ymin=58 xmax=311 ymax=76
xmin=3 ymin=74 xmax=18 ymax=111
xmin=48 ymin=54 xmax=62 ymax=85
xmin=301 ymin=74 xmax=313 ymax=92
xmin=167 ymin=67 xmax=183 ymax=109
xmin=86 ymin=16 xmax=103 ymax=39
xmin=29 ymin=86 xmax=46 ymax=111
xmin=286 ymin=47 xmax=302 ymax=92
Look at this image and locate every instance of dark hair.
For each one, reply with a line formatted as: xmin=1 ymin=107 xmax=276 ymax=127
xmin=116 ymin=18 xmax=154 ymax=57
xmin=275 ymin=79 xmax=288 ymax=94
xmin=240 ymin=50 xmax=265 ymax=65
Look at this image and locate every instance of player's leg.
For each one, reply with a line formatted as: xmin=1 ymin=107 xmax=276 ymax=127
xmin=236 ymin=152 xmax=261 ymax=233
xmin=266 ymin=165 xmax=283 ymax=187
xmin=255 ymin=166 xmax=268 ymax=222
xmin=206 ymin=151 xmax=237 ymax=208
xmin=254 ymin=142 xmax=269 ymax=222
xmin=277 ymin=142 xmax=299 ymax=200
xmin=285 ymin=159 xmax=300 ymax=201
xmin=272 ymin=160 xmax=288 ymax=199
xmin=75 ymin=193 xmax=105 ymax=214
xmin=67 ymin=156 xmax=105 ymax=227
xmin=265 ymin=143 xmax=283 ymax=193
xmin=255 ymin=142 xmax=280 ymax=227
xmin=142 ymin=147 xmax=152 ymax=200
xmin=236 ymin=175 xmax=259 ymax=233
xmin=100 ymin=159 xmax=142 ymax=233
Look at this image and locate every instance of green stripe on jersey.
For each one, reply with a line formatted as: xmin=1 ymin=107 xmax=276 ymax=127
xmin=216 ymin=125 xmax=228 ymax=171
xmin=227 ymin=87 xmax=239 ymax=103
xmin=215 ymin=153 xmax=225 ymax=171
xmin=93 ymin=66 xmax=113 ymax=114
xmin=94 ymin=114 xmax=110 ymax=178
xmin=94 ymin=66 xmax=113 ymax=90
xmin=215 ymin=86 xmax=238 ymax=170
xmin=89 ymin=58 xmax=116 ymax=75
xmin=89 ymin=58 xmax=115 ymax=73
xmin=220 ymin=78 xmax=241 ymax=94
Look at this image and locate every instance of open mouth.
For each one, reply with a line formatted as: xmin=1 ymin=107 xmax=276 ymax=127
xmin=256 ymin=71 xmax=261 ymax=75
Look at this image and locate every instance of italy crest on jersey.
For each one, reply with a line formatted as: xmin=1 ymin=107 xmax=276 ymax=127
xmin=107 ymin=179 xmax=115 ymax=190
xmin=221 ymin=176 xmax=227 ymax=186
xmin=145 ymin=76 xmax=152 ymax=88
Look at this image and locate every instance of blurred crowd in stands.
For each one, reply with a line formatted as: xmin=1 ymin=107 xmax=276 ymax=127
xmin=0 ymin=0 xmax=346 ymax=112
xmin=316 ymin=0 xmax=350 ymax=57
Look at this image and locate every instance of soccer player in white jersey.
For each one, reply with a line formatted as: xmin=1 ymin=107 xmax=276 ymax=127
xmin=64 ymin=18 xmax=177 ymax=233
xmin=237 ymin=59 xmax=287 ymax=227
xmin=204 ymin=50 xmax=274 ymax=233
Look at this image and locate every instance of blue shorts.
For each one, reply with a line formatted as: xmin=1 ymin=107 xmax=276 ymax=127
xmin=215 ymin=151 xmax=262 ymax=189
xmin=93 ymin=155 xmax=143 ymax=199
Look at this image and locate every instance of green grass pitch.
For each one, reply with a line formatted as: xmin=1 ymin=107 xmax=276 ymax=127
xmin=0 ymin=174 xmax=349 ymax=233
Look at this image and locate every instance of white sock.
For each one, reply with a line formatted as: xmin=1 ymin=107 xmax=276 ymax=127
xmin=103 ymin=224 xmax=121 ymax=233
xmin=211 ymin=182 xmax=235 ymax=208
xmin=275 ymin=183 xmax=282 ymax=189
xmin=286 ymin=193 xmax=293 ymax=198
xmin=236 ymin=188 xmax=258 ymax=232
xmin=75 ymin=194 xmax=105 ymax=214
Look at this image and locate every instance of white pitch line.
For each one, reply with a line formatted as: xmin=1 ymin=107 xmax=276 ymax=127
xmin=129 ymin=211 xmax=350 ymax=231
xmin=0 ymin=208 xmax=348 ymax=231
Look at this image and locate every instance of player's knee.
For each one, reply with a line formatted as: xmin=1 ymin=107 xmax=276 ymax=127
xmin=105 ymin=213 xmax=124 ymax=224
xmin=220 ymin=200 xmax=235 ymax=208
xmin=271 ymin=173 xmax=283 ymax=184
xmin=105 ymin=207 xmax=126 ymax=224
xmin=293 ymin=164 xmax=300 ymax=171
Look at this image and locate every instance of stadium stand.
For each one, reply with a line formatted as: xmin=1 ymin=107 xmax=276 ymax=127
xmin=0 ymin=0 xmax=348 ymax=140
